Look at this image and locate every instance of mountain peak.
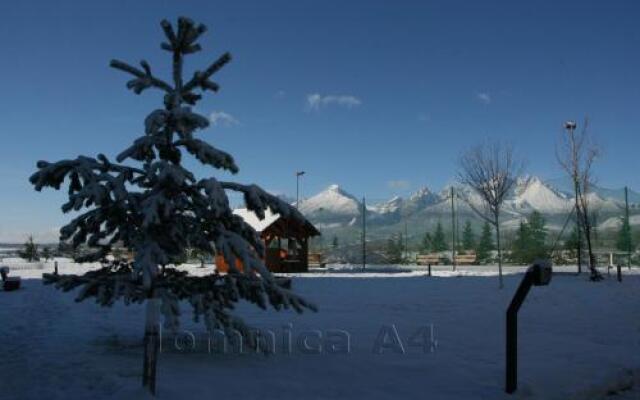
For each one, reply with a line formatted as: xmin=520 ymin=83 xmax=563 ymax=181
xmin=410 ymin=186 xmax=432 ymax=200
xmin=512 ymin=176 xmax=571 ymax=213
xmin=370 ymin=196 xmax=403 ymax=214
xmin=299 ymin=184 xmax=360 ymax=216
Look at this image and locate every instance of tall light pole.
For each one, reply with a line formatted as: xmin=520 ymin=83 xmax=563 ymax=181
xmin=564 ymin=120 xmax=581 ymax=273
xmin=625 ymin=186 xmax=631 ymax=269
xmin=362 ymin=196 xmax=367 ymax=271
xmin=451 ymin=186 xmax=457 ymax=271
xmin=295 ymin=171 xmax=305 ymax=209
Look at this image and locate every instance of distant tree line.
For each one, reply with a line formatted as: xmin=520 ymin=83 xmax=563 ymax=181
xmin=510 ymin=211 xmax=548 ymax=264
xmin=414 ymin=220 xmax=495 ymax=263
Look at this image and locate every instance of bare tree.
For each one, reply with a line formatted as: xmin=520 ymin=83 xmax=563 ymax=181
xmin=458 ymin=141 xmax=523 ymax=288
xmin=556 ymin=119 xmax=602 ymax=280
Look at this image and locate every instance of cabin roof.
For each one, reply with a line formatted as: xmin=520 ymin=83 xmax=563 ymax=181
xmin=232 ymin=208 xmax=281 ymax=232
xmin=232 ymin=208 xmax=320 ymax=238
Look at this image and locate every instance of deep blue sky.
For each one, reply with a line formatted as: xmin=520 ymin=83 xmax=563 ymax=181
xmin=1 ymin=0 xmax=639 ymax=241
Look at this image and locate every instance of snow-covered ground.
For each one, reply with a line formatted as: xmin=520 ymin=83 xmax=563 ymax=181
xmin=1 ymin=261 xmax=639 ymax=400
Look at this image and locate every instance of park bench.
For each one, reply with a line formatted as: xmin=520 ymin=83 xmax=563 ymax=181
xmin=417 ymin=254 xmax=441 ymax=265
xmin=0 ymin=266 xmax=21 ymax=291
xmin=308 ymin=253 xmax=326 ymax=267
xmin=454 ymin=253 xmax=477 ymax=265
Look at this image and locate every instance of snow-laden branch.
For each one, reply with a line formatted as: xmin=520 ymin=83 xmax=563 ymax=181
xmin=182 ymin=52 xmax=231 ymax=94
xmin=30 ymin=155 xmax=144 ymax=192
xmin=160 ymin=17 xmax=207 ymax=55
xmin=176 ymin=138 xmax=238 ymax=173
xmin=110 ymin=59 xmax=173 ymax=94
xmin=219 ymin=182 xmax=304 ymax=222
xmin=44 ymin=262 xmax=316 ymax=338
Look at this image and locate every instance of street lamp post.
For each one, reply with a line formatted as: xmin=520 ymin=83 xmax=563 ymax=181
xmin=296 ymin=171 xmax=305 ymax=209
xmin=564 ymin=120 xmax=581 ymax=274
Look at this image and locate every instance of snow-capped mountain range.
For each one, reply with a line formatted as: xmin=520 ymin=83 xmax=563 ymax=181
xmin=294 ymin=177 xmax=638 ymax=233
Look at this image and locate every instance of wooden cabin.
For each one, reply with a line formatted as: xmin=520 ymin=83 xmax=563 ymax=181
xmin=215 ymin=208 xmax=320 ymax=273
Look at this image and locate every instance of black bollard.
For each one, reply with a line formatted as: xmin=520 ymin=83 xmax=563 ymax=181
xmin=428 ymin=263 xmax=432 ymax=277
xmin=617 ymin=264 xmax=622 ymax=282
xmin=54 ymin=261 xmax=59 ymax=275
xmin=506 ymin=261 xmax=552 ymax=394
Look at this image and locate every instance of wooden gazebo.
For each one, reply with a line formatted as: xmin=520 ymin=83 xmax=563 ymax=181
xmin=215 ymin=208 xmax=320 ymax=273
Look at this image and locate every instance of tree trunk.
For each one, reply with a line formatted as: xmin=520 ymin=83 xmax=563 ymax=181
xmin=582 ymin=222 xmax=601 ymax=281
xmin=574 ymin=179 xmax=582 ymax=274
xmin=143 ymin=296 xmax=161 ymax=395
xmin=495 ymin=213 xmax=503 ymax=289
xmin=577 ymin=190 xmax=602 ymax=281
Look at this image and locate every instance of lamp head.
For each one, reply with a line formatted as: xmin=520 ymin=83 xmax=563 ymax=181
xmin=529 ymin=260 xmax=552 ymax=286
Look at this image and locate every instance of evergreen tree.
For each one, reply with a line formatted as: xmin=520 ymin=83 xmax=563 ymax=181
xmin=421 ymin=232 xmax=432 ymax=253
xmin=527 ymin=211 xmax=548 ymax=261
xmin=431 ymin=222 xmax=447 ymax=252
xmin=42 ymin=247 xmax=51 ymax=261
xmin=511 ymin=220 xmax=531 ymax=264
xmin=511 ymin=212 xmax=548 ymax=264
xmin=21 ymin=235 xmax=40 ymax=262
xmin=476 ymin=222 xmax=494 ymax=262
xmin=332 ymin=235 xmax=339 ymax=249
xmin=30 ymin=17 xmax=315 ymax=394
xmin=386 ymin=234 xmax=403 ymax=263
xmin=461 ymin=220 xmax=476 ymax=251
xmin=616 ymin=215 xmax=634 ymax=253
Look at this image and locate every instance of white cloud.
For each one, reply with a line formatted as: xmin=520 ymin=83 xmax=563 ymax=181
xmin=388 ymin=180 xmax=411 ymax=190
xmin=476 ymin=92 xmax=492 ymax=105
xmin=209 ymin=111 xmax=239 ymax=127
xmin=306 ymin=93 xmax=362 ymax=111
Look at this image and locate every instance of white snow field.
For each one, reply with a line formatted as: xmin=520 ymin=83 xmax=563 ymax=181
xmin=1 ymin=260 xmax=639 ymax=400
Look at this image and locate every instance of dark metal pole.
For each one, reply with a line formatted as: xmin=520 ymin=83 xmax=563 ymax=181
xmin=505 ymin=261 xmax=552 ymax=394
xmin=451 ymin=187 xmax=457 ymax=271
xmin=362 ymin=196 xmax=366 ymax=271
xmin=565 ymin=121 xmax=582 ymax=274
xmin=295 ymin=171 xmax=305 ymax=209
xmin=617 ymin=264 xmax=622 ymax=282
xmin=404 ymin=220 xmax=409 ymax=263
xmin=506 ymin=272 xmax=534 ymax=394
xmin=625 ymin=186 xmax=631 ymax=269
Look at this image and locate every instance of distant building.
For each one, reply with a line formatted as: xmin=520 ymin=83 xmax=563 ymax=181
xmin=215 ymin=208 xmax=320 ymax=273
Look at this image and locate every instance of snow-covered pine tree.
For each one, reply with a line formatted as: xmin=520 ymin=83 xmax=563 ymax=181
xmin=511 ymin=220 xmax=531 ymax=264
xmin=385 ymin=233 xmax=402 ymax=263
xmin=20 ymin=235 xmax=40 ymax=262
xmin=421 ymin=232 xmax=433 ymax=253
xmin=476 ymin=222 xmax=494 ymax=263
xmin=29 ymin=17 xmax=315 ymax=395
xmin=461 ymin=220 xmax=476 ymax=251
xmin=431 ymin=222 xmax=448 ymax=252
xmin=616 ymin=215 xmax=634 ymax=255
xmin=42 ymin=247 xmax=51 ymax=262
